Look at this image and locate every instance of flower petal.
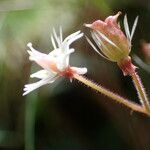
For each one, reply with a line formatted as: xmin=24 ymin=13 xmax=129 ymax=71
xmin=63 ymin=30 xmax=81 ymax=43
xmin=61 ymin=31 xmax=83 ymax=53
xmin=71 ymin=67 xmax=87 ymax=75
xmin=27 ymin=43 xmax=58 ymax=71
xmin=66 ymin=32 xmax=83 ymax=46
xmin=23 ymin=75 xmax=58 ymax=96
xmin=56 ymin=48 xmax=75 ymax=70
xmin=30 ymin=69 xmax=56 ymax=79
xmin=27 ymin=43 xmax=47 ymax=58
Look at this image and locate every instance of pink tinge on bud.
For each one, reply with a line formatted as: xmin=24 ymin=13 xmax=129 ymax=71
xmin=118 ymin=56 xmax=137 ymax=76
xmin=85 ymin=12 xmax=130 ymax=61
xmin=87 ymin=11 xmax=122 ymax=32
xmin=91 ymin=20 xmax=106 ymax=31
xmin=104 ymin=11 xmax=122 ymax=28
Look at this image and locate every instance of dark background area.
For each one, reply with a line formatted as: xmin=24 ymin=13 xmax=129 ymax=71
xmin=0 ymin=0 xmax=150 ymax=149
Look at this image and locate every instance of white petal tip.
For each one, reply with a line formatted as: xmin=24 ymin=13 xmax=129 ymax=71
xmin=68 ymin=48 xmax=75 ymax=54
xmin=81 ymin=68 xmax=88 ymax=74
xmin=24 ymin=84 xmax=28 ymax=87
xmin=23 ymin=90 xmax=31 ymax=96
xmin=22 ymin=93 xmax=27 ymax=96
xmin=22 ymin=88 xmax=29 ymax=96
xmin=30 ymin=74 xmax=34 ymax=78
xmin=79 ymin=33 xmax=84 ymax=37
xmin=84 ymin=23 xmax=92 ymax=28
xmin=27 ymin=50 xmax=32 ymax=55
xmin=76 ymin=30 xmax=81 ymax=34
xmin=71 ymin=67 xmax=88 ymax=75
xmin=27 ymin=42 xmax=32 ymax=48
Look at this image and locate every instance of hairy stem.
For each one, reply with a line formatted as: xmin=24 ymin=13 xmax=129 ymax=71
xmin=73 ymin=74 xmax=149 ymax=115
xmin=131 ymin=72 xmax=150 ymax=113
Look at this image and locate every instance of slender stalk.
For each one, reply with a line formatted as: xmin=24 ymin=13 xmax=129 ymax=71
xmin=73 ymin=74 xmax=149 ymax=116
xmin=131 ymin=72 xmax=150 ymax=113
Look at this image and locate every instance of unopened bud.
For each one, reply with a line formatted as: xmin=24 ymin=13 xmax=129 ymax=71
xmin=85 ymin=12 xmax=138 ymax=75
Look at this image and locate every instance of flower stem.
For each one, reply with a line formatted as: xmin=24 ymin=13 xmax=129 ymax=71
xmin=131 ymin=72 xmax=150 ymax=113
xmin=73 ymin=74 xmax=149 ymax=116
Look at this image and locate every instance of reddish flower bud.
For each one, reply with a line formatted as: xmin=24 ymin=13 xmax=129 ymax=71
xmin=85 ymin=12 xmax=138 ymax=75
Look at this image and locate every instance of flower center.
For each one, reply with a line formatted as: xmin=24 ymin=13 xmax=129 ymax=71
xmin=60 ymin=67 xmax=75 ymax=78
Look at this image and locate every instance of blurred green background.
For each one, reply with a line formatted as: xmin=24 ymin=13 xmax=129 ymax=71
xmin=0 ymin=0 xmax=150 ymax=149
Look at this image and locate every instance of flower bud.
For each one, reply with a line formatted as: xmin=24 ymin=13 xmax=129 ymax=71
xmin=85 ymin=12 xmax=138 ymax=75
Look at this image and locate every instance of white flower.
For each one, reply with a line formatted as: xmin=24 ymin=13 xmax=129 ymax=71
xmin=23 ymin=28 xmax=87 ymax=96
